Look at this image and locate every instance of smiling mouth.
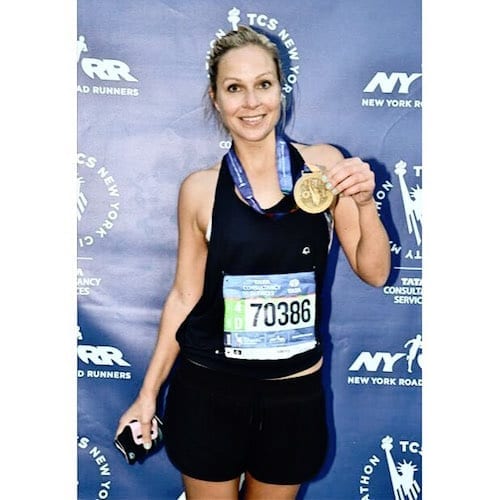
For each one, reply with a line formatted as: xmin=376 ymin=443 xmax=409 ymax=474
xmin=240 ymin=115 xmax=265 ymax=124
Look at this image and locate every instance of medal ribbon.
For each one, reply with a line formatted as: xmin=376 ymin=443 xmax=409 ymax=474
xmin=225 ymin=136 xmax=294 ymax=218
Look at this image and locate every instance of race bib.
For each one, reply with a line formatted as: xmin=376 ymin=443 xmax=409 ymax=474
xmin=223 ymin=271 xmax=317 ymax=360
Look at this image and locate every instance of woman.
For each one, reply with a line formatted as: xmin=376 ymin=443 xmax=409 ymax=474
xmin=116 ymin=25 xmax=390 ymax=500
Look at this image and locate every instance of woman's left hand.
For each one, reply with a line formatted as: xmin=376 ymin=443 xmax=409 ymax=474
xmin=322 ymin=157 xmax=375 ymax=207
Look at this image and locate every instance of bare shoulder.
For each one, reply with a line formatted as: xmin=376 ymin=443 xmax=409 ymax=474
xmin=179 ymin=162 xmax=220 ymax=232
xmin=180 ymin=162 xmax=220 ymax=198
xmin=292 ymin=142 xmax=344 ymax=167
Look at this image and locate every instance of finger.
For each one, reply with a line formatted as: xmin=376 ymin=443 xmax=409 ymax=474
xmin=341 ymin=180 xmax=374 ymax=197
xmin=331 ymin=170 xmax=373 ymax=196
xmin=140 ymin=421 xmax=153 ymax=450
xmin=321 ymin=158 xmax=373 ymax=198
xmin=326 ymin=161 xmax=364 ymax=187
xmin=332 ymin=162 xmax=375 ymax=190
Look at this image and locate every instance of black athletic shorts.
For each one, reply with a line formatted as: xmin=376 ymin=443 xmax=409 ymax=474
xmin=163 ymin=358 xmax=328 ymax=485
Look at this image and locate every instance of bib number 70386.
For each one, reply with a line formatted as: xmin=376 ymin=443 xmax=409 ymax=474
xmin=226 ymin=294 xmax=314 ymax=333
xmin=249 ymin=298 xmax=312 ymax=328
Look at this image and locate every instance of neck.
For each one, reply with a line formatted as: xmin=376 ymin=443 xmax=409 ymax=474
xmin=226 ymin=133 xmax=292 ymax=211
xmin=232 ymin=132 xmax=278 ymax=173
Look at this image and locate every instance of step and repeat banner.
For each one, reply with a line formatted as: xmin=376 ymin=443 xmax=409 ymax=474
xmin=77 ymin=1 xmax=422 ymax=498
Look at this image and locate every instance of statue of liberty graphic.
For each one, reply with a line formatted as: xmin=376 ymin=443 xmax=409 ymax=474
xmin=381 ymin=436 xmax=421 ymax=500
xmin=394 ymin=160 xmax=422 ymax=246
xmin=227 ymin=7 xmax=241 ymax=31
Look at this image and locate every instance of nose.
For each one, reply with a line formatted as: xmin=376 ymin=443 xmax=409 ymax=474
xmin=243 ymin=89 xmax=259 ymax=108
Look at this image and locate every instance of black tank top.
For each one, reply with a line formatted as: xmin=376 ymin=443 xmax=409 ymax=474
xmin=176 ymin=143 xmax=332 ymax=378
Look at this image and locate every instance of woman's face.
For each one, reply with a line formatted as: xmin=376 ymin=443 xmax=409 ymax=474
xmin=211 ymin=44 xmax=281 ymax=143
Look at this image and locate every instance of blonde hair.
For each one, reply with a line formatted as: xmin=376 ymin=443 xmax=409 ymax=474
xmin=207 ymin=25 xmax=284 ymax=95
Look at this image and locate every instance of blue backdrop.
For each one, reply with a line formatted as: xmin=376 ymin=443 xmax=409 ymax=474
xmin=77 ymin=1 xmax=422 ymax=498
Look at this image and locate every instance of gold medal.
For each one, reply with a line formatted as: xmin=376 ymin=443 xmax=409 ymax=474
xmin=293 ymin=171 xmax=335 ymax=213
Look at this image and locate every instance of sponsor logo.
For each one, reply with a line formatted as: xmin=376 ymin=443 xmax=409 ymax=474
xmin=359 ymin=435 xmax=422 ymax=499
xmin=348 ymin=334 xmax=422 ymax=387
xmin=77 ymin=34 xmax=140 ymax=97
xmin=362 ymin=72 xmax=422 ymax=109
xmin=77 ymin=326 xmax=132 ymax=380
xmin=383 ymin=277 xmax=422 ymax=305
xmin=207 ymin=7 xmax=301 ymax=94
xmin=77 ymin=152 xmax=121 ymax=251
xmin=77 ymin=262 xmax=102 ymax=296
xmin=77 ymin=434 xmax=113 ymax=499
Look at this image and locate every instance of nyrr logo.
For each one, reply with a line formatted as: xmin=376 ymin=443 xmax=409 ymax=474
xmin=78 ymin=345 xmax=131 ymax=367
xmin=77 ymin=435 xmax=113 ymax=499
xmin=77 ymin=345 xmax=132 ymax=380
xmin=77 ymin=152 xmax=121 ymax=250
xmin=77 ymin=34 xmax=140 ymax=96
xmin=361 ymin=72 xmax=422 ymax=109
xmin=348 ymin=334 xmax=422 ymax=387
xmin=359 ymin=435 xmax=422 ymax=500
xmin=374 ymin=159 xmax=422 ymax=265
xmin=207 ymin=7 xmax=300 ymax=94
xmin=77 ymin=326 xmax=132 ymax=380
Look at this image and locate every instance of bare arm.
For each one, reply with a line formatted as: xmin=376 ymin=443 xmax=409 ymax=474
xmin=300 ymin=143 xmax=391 ymax=287
xmin=334 ymin=194 xmax=390 ymax=286
xmin=116 ymin=169 xmax=214 ymax=445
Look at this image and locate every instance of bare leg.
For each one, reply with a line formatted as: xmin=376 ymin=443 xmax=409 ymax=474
xmin=182 ymin=474 xmax=240 ymax=500
xmin=243 ymin=472 xmax=301 ymax=500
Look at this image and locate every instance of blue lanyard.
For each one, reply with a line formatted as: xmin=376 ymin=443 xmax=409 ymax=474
xmin=225 ymin=136 xmax=294 ymax=216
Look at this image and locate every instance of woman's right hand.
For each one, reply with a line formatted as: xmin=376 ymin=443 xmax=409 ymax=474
xmin=116 ymin=395 xmax=157 ymax=450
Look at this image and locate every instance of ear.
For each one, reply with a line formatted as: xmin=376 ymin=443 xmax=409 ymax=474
xmin=209 ymin=89 xmax=220 ymax=112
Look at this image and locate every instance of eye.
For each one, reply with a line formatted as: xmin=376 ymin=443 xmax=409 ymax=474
xmin=259 ymin=80 xmax=272 ymax=89
xmin=227 ymin=84 xmax=240 ymax=93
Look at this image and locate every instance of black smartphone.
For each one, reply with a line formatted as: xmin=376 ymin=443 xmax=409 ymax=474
xmin=114 ymin=415 xmax=164 ymax=464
